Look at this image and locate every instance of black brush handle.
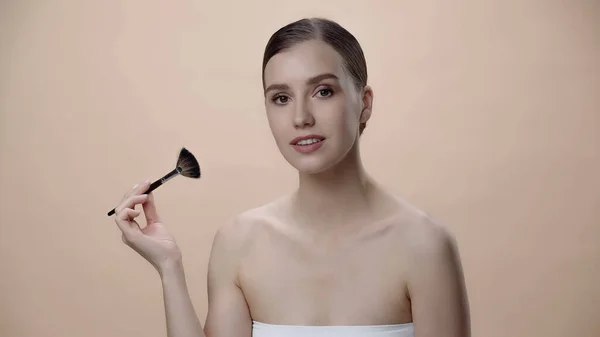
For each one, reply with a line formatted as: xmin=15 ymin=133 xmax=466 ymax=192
xmin=107 ymin=168 xmax=180 ymax=216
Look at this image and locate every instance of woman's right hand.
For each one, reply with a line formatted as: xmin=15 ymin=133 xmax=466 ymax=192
xmin=113 ymin=180 xmax=182 ymax=275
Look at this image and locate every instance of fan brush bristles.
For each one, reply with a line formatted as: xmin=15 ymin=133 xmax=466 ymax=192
xmin=176 ymin=147 xmax=201 ymax=178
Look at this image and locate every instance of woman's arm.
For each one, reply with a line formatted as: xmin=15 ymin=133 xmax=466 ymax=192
xmin=113 ymin=182 xmax=252 ymax=337
xmin=407 ymin=222 xmax=471 ymax=337
xmin=160 ymin=221 xmax=252 ymax=337
xmin=160 ymin=260 xmax=206 ymax=337
xmin=203 ymin=220 xmax=253 ymax=337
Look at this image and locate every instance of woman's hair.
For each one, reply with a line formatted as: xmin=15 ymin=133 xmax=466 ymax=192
xmin=262 ymin=18 xmax=369 ymax=135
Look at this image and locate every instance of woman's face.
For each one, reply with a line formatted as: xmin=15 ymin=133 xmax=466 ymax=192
xmin=262 ymin=39 xmax=372 ymax=174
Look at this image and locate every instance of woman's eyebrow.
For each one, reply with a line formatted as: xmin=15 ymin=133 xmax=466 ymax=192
xmin=264 ymin=73 xmax=340 ymax=95
xmin=306 ymin=73 xmax=339 ymax=85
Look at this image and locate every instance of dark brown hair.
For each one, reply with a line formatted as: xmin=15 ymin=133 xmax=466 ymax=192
xmin=262 ymin=18 xmax=369 ymax=135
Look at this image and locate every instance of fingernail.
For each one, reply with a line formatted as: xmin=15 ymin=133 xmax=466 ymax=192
xmin=133 ymin=184 xmax=139 ymax=189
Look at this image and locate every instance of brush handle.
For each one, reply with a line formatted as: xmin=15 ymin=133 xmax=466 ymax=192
xmin=107 ymin=168 xmax=181 ymax=216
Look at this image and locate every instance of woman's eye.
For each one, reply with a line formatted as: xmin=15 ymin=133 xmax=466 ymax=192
xmin=273 ymin=95 xmax=289 ymax=104
xmin=317 ymin=88 xmax=333 ymax=97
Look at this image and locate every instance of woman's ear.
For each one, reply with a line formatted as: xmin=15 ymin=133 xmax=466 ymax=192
xmin=360 ymin=85 xmax=374 ymax=124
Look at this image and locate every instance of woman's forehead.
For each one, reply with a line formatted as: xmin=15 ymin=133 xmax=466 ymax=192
xmin=263 ymin=40 xmax=348 ymax=87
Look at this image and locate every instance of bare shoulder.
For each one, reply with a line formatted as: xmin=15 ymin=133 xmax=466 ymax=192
xmin=388 ymin=197 xmax=459 ymax=257
xmin=211 ymin=197 xmax=285 ymax=253
xmin=207 ymin=198 xmax=284 ymax=290
xmin=205 ymin=203 xmax=283 ymax=337
xmin=411 ymin=217 xmax=457 ymax=258
xmin=390 ymin=197 xmax=470 ymax=336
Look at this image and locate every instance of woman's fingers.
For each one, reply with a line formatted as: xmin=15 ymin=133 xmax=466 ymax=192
xmin=116 ymin=208 xmax=143 ymax=243
xmin=118 ymin=180 xmax=151 ymax=205
xmin=113 ymin=180 xmax=155 ymax=245
xmin=115 ymin=194 xmax=148 ymax=215
xmin=142 ymin=192 xmax=161 ymax=224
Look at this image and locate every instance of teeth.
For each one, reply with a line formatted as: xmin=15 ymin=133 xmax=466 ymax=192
xmin=297 ymin=138 xmax=321 ymax=145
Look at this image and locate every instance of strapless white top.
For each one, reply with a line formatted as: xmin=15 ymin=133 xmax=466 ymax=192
xmin=252 ymin=321 xmax=414 ymax=337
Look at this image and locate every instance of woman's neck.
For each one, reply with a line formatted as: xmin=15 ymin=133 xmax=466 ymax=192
xmin=290 ymin=147 xmax=382 ymax=233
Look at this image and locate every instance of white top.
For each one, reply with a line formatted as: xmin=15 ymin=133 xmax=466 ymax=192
xmin=252 ymin=321 xmax=414 ymax=337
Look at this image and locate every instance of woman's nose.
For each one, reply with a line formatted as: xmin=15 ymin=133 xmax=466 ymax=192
xmin=293 ymin=101 xmax=315 ymax=128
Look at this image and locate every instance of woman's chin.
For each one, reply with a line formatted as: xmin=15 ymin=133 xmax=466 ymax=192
xmin=286 ymin=156 xmax=337 ymax=175
xmin=280 ymin=142 xmax=354 ymax=176
xmin=287 ymin=158 xmax=329 ymax=175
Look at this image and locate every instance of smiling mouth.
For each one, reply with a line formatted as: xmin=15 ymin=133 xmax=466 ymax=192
xmin=294 ymin=138 xmax=324 ymax=146
xmin=291 ymin=134 xmax=326 ymax=145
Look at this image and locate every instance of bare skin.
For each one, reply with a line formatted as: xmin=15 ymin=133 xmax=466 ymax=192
xmin=205 ymin=179 xmax=470 ymax=337
xmin=113 ymin=38 xmax=470 ymax=337
xmin=232 ymin=190 xmax=433 ymax=326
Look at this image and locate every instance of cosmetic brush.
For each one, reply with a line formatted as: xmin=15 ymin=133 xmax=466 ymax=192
xmin=107 ymin=147 xmax=201 ymax=216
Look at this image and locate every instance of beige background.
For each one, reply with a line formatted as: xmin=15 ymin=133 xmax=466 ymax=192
xmin=1 ymin=0 xmax=598 ymax=336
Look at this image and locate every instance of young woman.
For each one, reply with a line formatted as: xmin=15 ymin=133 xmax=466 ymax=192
xmin=113 ymin=18 xmax=471 ymax=337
